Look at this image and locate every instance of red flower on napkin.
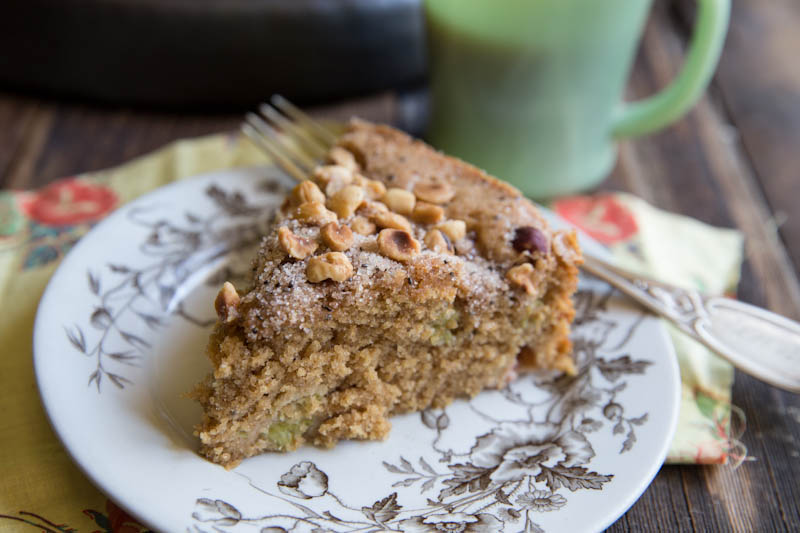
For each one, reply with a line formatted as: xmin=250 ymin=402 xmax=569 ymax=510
xmin=552 ymin=195 xmax=638 ymax=245
xmin=20 ymin=178 xmax=117 ymax=226
xmin=105 ymin=499 xmax=149 ymax=533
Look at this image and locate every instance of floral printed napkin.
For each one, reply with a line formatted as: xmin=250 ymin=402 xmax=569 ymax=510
xmin=0 ymin=132 xmax=743 ymax=531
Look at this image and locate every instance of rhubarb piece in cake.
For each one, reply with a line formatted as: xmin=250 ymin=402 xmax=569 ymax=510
xmin=193 ymin=120 xmax=582 ymax=467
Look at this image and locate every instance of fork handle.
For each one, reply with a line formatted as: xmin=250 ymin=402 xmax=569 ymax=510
xmin=581 ymin=255 xmax=800 ymax=393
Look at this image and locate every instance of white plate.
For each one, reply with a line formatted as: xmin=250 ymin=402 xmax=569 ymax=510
xmin=34 ymin=168 xmax=680 ymax=533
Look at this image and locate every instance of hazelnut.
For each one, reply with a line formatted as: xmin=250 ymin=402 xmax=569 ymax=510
xmin=320 ymin=222 xmax=354 ymax=251
xmin=507 ymin=263 xmax=536 ymax=294
xmin=363 ymin=179 xmax=387 ymax=200
xmin=351 ymin=216 xmax=377 ymax=235
xmin=412 ymin=202 xmax=445 ymax=224
xmin=311 ymin=165 xmax=353 ymax=188
xmin=413 ymin=181 xmax=455 ymax=204
xmin=294 ymin=201 xmax=338 ymax=225
xmin=377 ymin=229 xmax=421 ymax=262
xmin=290 ymin=180 xmax=325 ymax=207
xmin=512 ymin=226 xmax=549 ymax=254
xmin=359 ymin=238 xmax=380 ymax=254
xmin=552 ymin=231 xmax=581 ymax=264
xmin=324 ymin=175 xmax=354 ymax=197
xmin=307 ymin=252 xmax=354 ymax=283
xmin=328 ymin=185 xmax=365 ymax=219
xmin=214 ymin=281 xmax=240 ymax=323
xmin=326 ymin=146 xmax=358 ymax=171
xmin=381 ymin=188 xmax=416 ymax=215
xmin=372 ymin=211 xmax=412 ymax=232
xmin=436 ymin=219 xmax=467 ymax=241
xmin=278 ymin=226 xmax=318 ymax=259
xmin=352 ymin=174 xmax=386 ymax=199
xmin=358 ymin=200 xmax=388 ymax=216
xmin=424 ymin=229 xmax=454 ymax=254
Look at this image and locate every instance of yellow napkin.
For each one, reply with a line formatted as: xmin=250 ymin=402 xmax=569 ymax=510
xmin=0 ymin=133 xmax=744 ymax=530
xmin=551 ymin=195 xmax=745 ymax=464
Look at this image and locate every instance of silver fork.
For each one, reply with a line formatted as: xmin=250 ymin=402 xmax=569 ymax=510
xmin=242 ymin=95 xmax=338 ymax=182
xmin=242 ymin=95 xmax=800 ymax=393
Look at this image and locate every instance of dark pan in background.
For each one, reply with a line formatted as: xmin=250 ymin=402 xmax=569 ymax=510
xmin=0 ymin=0 xmax=426 ymax=109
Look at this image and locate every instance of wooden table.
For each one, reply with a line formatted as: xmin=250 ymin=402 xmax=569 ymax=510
xmin=2 ymin=1 xmax=798 ymax=531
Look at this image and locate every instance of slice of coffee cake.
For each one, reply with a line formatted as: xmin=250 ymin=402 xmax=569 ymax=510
xmin=193 ymin=120 xmax=582 ymax=467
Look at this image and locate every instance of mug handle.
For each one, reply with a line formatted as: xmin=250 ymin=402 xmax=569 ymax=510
xmin=612 ymin=0 xmax=731 ymax=138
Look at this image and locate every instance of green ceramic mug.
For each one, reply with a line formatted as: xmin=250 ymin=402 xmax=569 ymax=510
xmin=424 ymin=0 xmax=731 ymax=198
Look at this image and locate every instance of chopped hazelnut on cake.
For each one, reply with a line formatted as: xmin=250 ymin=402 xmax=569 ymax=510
xmin=192 ymin=120 xmax=582 ymax=467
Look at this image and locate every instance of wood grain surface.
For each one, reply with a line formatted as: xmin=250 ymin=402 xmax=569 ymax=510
xmin=2 ymin=1 xmax=799 ymax=531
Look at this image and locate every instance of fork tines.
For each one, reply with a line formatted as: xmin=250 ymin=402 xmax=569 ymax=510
xmin=242 ymin=95 xmax=339 ymax=182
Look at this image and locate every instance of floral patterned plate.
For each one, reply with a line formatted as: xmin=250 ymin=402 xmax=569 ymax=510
xmin=34 ymin=168 xmax=680 ymax=533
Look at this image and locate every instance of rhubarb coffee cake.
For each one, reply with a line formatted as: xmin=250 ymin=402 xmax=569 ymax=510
xmin=193 ymin=120 xmax=582 ymax=467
